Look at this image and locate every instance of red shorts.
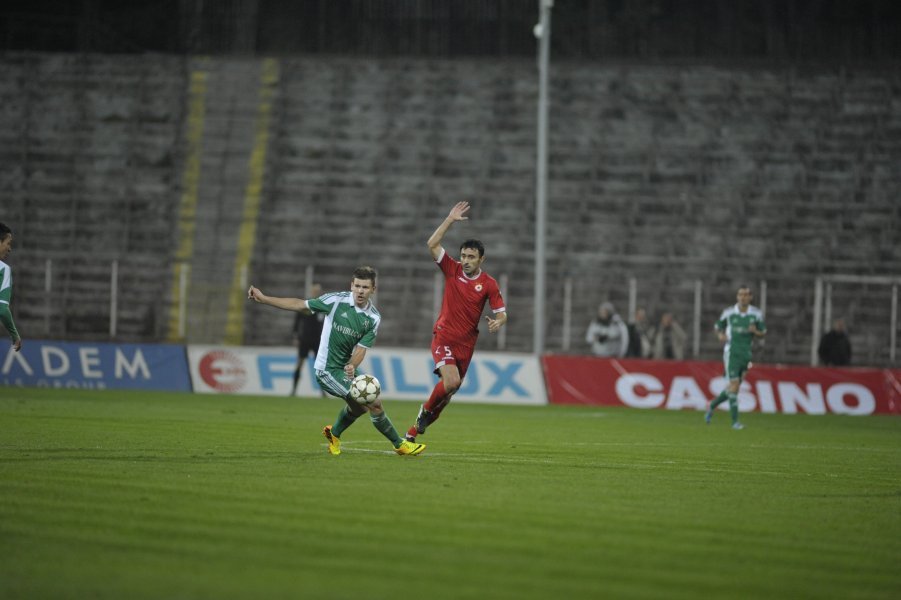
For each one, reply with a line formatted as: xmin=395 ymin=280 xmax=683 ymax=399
xmin=430 ymin=336 xmax=475 ymax=379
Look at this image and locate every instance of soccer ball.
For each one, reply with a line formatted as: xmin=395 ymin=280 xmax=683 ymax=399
xmin=350 ymin=374 xmax=381 ymax=405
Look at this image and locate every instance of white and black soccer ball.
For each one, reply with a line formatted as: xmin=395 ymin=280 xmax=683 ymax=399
xmin=350 ymin=374 xmax=381 ymax=406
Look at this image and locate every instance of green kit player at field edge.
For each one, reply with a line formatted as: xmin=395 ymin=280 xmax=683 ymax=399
xmin=706 ymin=285 xmax=766 ymax=430
xmin=0 ymin=222 xmax=22 ymax=353
xmin=248 ymin=266 xmax=425 ymax=456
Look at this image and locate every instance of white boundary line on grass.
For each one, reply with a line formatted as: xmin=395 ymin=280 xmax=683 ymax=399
xmin=321 ymin=444 xmax=806 ymax=473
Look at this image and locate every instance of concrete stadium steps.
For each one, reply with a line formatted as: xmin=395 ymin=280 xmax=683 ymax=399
xmin=9 ymin=253 xmax=167 ymax=342
xmin=2 ymin=54 xmax=899 ymax=364
xmin=252 ymin=57 xmax=542 ymax=350
xmin=1 ymin=53 xmax=184 ymax=341
xmin=173 ymin=58 xmax=274 ymax=344
xmin=250 ymin=58 xmax=899 ymax=362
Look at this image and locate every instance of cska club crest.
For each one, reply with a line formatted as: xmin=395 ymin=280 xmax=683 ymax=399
xmin=475 ymin=284 xmax=483 ymax=292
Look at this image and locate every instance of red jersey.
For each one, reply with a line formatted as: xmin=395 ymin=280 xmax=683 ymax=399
xmin=433 ymin=249 xmax=506 ymax=346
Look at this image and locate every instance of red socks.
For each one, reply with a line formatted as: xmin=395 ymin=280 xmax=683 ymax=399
xmin=424 ymin=380 xmax=447 ymax=412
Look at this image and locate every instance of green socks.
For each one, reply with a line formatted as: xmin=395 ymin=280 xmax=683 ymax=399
xmin=370 ymin=410 xmax=403 ymax=447
xmin=331 ymin=406 xmax=404 ymax=448
xmin=710 ymin=390 xmax=728 ymax=410
xmin=331 ymin=406 xmax=359 ymax=438
xmin=710 ymin=390 xmax=740 ymax=425
xmin=727 ymin=392 xmax=739 ymax=424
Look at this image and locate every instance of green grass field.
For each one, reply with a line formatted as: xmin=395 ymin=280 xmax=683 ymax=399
xmin=1 ymin=387 xmax=899 ymax=599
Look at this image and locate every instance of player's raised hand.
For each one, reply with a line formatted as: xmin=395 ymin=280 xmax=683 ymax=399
xmin=247 ymin=285 xmax=263 ymax=302
xmin=448 ymin=201 xmax=470 ymax=222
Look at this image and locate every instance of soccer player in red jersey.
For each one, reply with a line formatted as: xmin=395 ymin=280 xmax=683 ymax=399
xmin=405 ymin=201 xmax=507 ymax=442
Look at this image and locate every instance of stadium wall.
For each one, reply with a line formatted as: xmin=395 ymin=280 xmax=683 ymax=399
xmin=3 ymin=53 xmax=900 ymax=366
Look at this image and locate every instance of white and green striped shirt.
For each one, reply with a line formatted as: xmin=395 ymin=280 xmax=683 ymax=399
xmin=715 ymin=304 xmax=765 ymax=361
xmin=0 ymin=259 xmax=20 ymax=340
xmin=307 ymin=291 xmax=380 ymax=371
xmin=0 ymin=260 xmax=12 ymax=305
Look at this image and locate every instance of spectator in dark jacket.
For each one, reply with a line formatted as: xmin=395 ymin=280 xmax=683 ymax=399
xmin=626 ymin=307 xmax=653 ymax=358
xmin=291 ymin=283 xmax=326 ymax=395
xmin=818 ymin=317 xmax=852 ymax=366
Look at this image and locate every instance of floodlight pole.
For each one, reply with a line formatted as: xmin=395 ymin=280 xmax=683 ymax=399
xmin=110 ymin=259 xmax=119 ymax=338
xmin=533 ymin=0 xmax=553 ymax=355
xmin=811 ymin=277 xmax=824 ymax=366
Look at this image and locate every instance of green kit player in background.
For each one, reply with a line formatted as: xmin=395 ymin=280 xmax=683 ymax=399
xmin=248 ymin=266 xmax=425 ymax=456
xmin=706 ymin=285 xmax=766 ymax=430
xmin=0 ymin=222 xmax=22 ymax=352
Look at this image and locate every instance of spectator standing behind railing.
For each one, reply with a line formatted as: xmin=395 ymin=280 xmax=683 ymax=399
xmin=586 ymin=302 xmax=629 ymax=357
xmin=652 ymin=312 xmax=687 ymax=360
xmin=0 ymin=222 xmax=22 ymax=352
xmin=818 ymin=317 xmax=852 ymax=366
xmin=626 ymin=307 xmax=653 ymax=358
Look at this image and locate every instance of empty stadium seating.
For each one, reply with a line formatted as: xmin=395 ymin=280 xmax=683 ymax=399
xmin=2 ymin=53 xmax=898 ymax=365
xmin=1 ymin=53 xmax=185 ymax=341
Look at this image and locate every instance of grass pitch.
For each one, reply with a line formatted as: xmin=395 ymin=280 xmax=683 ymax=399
xmin=1 ymin=387 xmax=899 ymax=599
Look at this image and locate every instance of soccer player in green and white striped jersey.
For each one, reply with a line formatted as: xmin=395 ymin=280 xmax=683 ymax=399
xmin=0 ymin=222 xmax=22 ymax=353
xmin=248 ymin=266 xmax=425 ymax=456
xmin=706 ymin=285 xmax=766 ymax=430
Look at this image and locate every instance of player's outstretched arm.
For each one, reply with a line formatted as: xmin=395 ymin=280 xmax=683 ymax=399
xmin=247 ymin=285 xmax=308 ymax=312
xmin=427 ymin=201 xmax=470 ymax=260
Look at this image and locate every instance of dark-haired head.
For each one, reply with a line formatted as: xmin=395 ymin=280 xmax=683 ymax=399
xmin=353 ymin=265 xmax=378 ymax=285
xmin=460 ymin=239 xmax=485 ymax=258
xmin=0 ymin=223 xmax=13 ymax=260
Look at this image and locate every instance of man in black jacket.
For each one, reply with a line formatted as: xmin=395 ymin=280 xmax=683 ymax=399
xmin=291 ymin=283 xmax=325 ymax=396
xmin=818 ymin=317 xmax=852 ymax=367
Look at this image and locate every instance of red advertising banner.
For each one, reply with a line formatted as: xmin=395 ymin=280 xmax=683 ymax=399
xmin=542 ymin=356 xmax=901 ymax=415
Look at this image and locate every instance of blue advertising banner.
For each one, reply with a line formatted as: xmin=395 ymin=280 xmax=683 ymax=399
xmin=0 ymin=340 xmax=191 ymax=391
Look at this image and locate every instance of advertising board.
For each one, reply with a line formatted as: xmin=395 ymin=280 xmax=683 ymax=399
xmin=542 ymin=356 xmax=901 ymax=415
xmin=1 ymin=340 xmax=191 ymax=391
xmin=189 ymin=345 xmax=547 ymax=405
